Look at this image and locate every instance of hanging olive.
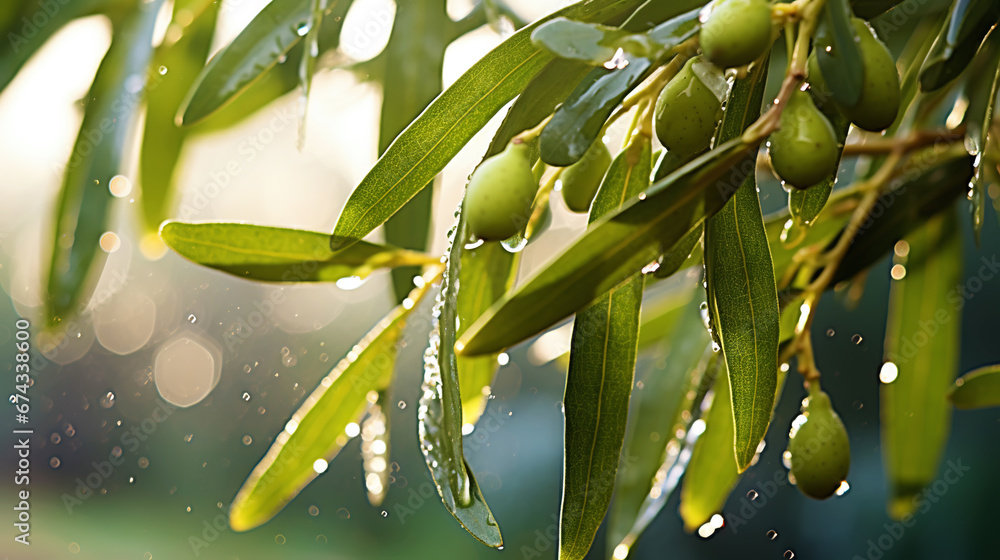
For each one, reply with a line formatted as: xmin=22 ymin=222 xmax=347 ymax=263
xmin=654 ymin=57 xmax=728 ymax=159
xmin=768 ymin=89 xmax=839 ymax=189
xmin=465 ymin=142 xmax=539 ymax=241
xmin=842 ymin=18 xmax=900 ymax=132
xmin=560 ymin=140 xmax=612 ymax=213
xmin=787 ymin=388 xmax=851 ymax=500
xmin=700 ymin=0 xmax=773 ymax=69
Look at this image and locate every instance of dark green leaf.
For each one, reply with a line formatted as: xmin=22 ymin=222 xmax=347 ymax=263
xmin=458 ymin=59 xmax=770 ymax=357
xmin=379 ymin=0 xmax=449 ymax=303
xmin=332 ymin=0 xmax=651 ymax=247
xmin=229 ymin=278 xmax=435 ymax=531
xmin=140 ymin=0 xmax=219 ymax=235
xmin=814 ymin=0 xmax=864 ymax=107
xmin=539 ymin=8 xmax=700 ymax=166
xmin=419 ymin=213 xmax=502 ymax=547
xmin=882 ymin=209 xmax=962 ymax=519
xmin=179 ymin=0 xmax=353 ymax=125
xmin=963 ymin=30 xmax=1000 ymax=244
xmin=608 ymin=293 xmax=708 ymax=549
xmin=949 ymin=365 xmax=1000 ymax=409
xmin=560 ymin=134 xmax=651 ymax=560
xmin=160 ymin=222 xmax=437 ymax=282
xmin=45 ymin=0 xmax=163 ymax=326
xmin=918 ymin=0 xmax=999 ymax=91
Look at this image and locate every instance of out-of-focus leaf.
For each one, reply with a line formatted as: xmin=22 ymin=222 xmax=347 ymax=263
xmin=607 ymin=293 xmax=708 ymax=550
xmin=379 ymin=0 xmax=449 ymax=303
xmin=179 ymin=0 xmax=353 ymax=125
xmin=160 ymin=222 xmax=437 ymax=282
xmin=788 ymin=107 xmax=851 ymax=227
xmin=882 ymin=209 xmax=962 ymax=519
xmin=948 ymin=365 xmax=1000 ymax=409
xmin=458 ymin=58 xmax=770 ymax=357
xmin=963 ymin=30 xmax=1000 ymax=244
xmin=560 ymin=134 xmax=651 ymax=560
xmin=419 ymin=213 xmax=502 ymax=547
xmin=457 ymin=241 xmax=518 ymax=426
xmin=139 ymin=0 xmax=218 ymax=236
xmin=814 ymin=0 xmax=864 ymax=107
xmin=45 ymin=0 xmax=163 ymax=326
xmin=539 ymin=8 xmax=700 ymax=166
xmin=830 ymin=154 xmax=974 ymax=285
xmin=331 ymin=0 xmax=651 ymax=247
xmin=918 ymin=0 xmax=999 ymax=91
xmin=850 ymin=0 xmax=951 ymax=19
xmin=703 ymin=56 xmax=778 ymax=472
xmin=229 ymin=274 xmax=436 ymax=531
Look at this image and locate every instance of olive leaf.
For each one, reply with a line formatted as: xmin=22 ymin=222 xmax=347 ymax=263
xmin=331 ymin=0 xmax=652 ymax=248
xmin=949 ymin=364 xmax=1000 ymax=409
xmin=560 ymin=135 xmax=651 ymax=560
xmin=882 ymin=210 xmax=962 ymax=520
xmin=160 ymin=222 xmax=438 ymax=282
xmin=45 ymin=0 xmax=163 ymax=326
xmin=229 ymin=274 xmax=436 ymax=531
xmin=918 ymin=0 xmax=1000 ymax=91
xmin=378 ymin=0 xmax=450 ymax=303
xmin=531 ymin=18 xmax=641 ymax=65
xmin=962 ymin=29 xmax=1000 ymax=244
xmin=813 ymin=0 xmax=865 ymax=108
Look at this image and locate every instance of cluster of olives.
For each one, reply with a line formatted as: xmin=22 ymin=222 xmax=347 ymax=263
xmin=786 ymin=386 xmax=851 ymax=499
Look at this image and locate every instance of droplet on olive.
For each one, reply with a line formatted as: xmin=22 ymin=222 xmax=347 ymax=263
xmin=654 ymin=57 xmax=728 ymax=158
xmin=768 ymin=89 xmax=839 ymax=189
xmin=787 ymin=388 xmax=851 ymax=500
xmin=465 ymin=142 xmax=539 ymax=241
xmin=560 ymin=140 xmax=612 ymax=213
xmin=700 ymin=0 xmax=773 ymax=69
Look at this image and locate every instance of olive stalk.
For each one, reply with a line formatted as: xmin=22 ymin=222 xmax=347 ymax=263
xmin=841 ymin=127 xmax=965 ymax=156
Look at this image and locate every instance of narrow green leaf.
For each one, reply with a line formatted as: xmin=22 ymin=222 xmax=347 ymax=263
xmin=830 ymin=154 xmax=974 ymax=285
xmin=788 ymin=107 xmax=850 ymax=227
xmin=539 ymin=8 xmax=700 ymax=166
xmin=139 ymin=0 xmax=219 ymax=235
xmin=332 ymin=0 xmax=651 ymax=247
xmin=379 ymin=0 xmax=449 ymax=303
xmin=458 ymin=59 xmax=770 ymax=357
xmin=963 ymin=30 xmax=1000 ymax=244
xmin=45 ymin=0 xmax=163 ymax=326
xmin=814 ymin=0 xmax=864 ymax=107
xmin=918 ymin=0 xmax=999 ymax=91
xmin=229 ymin=276 xmax=436 ymax=531
xmin=882 ymin=209 xmax=962 ymax=519
xmin=653 ymin=223 xmax=701 ymax=279
xmin=419 ymin=213 xmax=502 ymax=547
xmin=179 ymin=0 xmax=353 ymax=125
xmin=560 ymin=134 xmax=651 ymax=560
xmin=160 ymin=222 xmax=437 ymax=282
xmin=607 ymin=293 xmax=708 ymax=550
xmin=949 ymin=365 xmax=1000 ymax=409
xmin=531 ymin=18 xmax=635 ymax=65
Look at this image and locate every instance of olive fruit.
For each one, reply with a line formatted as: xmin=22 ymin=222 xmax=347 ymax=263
xmin=561 ymin=140 xmax=612 ymax=213
xmin=843 ymin=18 xmax=900 ymax=132
xmin=768 ymin=89 xmax=839 ymax=189
xmin=465 ymin=142 xmax=539 ymax=241
xmin=654 ymin=57 xmax=728 ymax=158
xmin=700 ymin=0 xmax=773 ymax=69
xmin=787 ymin=387 xmax=851 ymax=500
xmin=806 ymin=51 xmax=833 ymax=106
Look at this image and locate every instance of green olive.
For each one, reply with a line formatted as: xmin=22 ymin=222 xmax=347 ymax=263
xmin=768 ymin=89 xmax=839 ymax=189
xmin=560 ymin=140 xmax=612 ymax=213
xmin=844 ymin=18 xmax=900 ymax=132
xmin=465 ymin=142 xmax=539 ymax=241
xmin=787 ymin=388 xmax=851 ymax=500
xmin=700 ymin=0 xmax=773 ymax=69
xmin=807 ymin=51 xmax=833 ymax=106
xmin=654 ymin=57 xmax=727 ymax=158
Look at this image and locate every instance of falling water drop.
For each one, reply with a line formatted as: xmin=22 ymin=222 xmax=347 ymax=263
xmin=747 ymin=489 xmax=758 ymax=500
xmin=784 ymin=550 xmax=795 ymax=559
xmin=851 ymin=334 xmax=863 ymax=345
xmin=242 ymin=392 xmax=251 ymax=402
xmin=50 ymin=457 xmax=61 ymax=468
xmin=767 ymin=529 xmax=778 ymax=540
xmin=100 ymin=391 xmax=116 ymax=408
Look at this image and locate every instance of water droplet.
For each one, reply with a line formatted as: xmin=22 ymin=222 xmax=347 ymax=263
xmin=138 ymin=457 xmax=149 ymax=468
xmin=187 ymin=314 xmax=197 ymax=323
xmin=158 ymin=65 xmax=167 ymax=75
xmin=50 ymin=456 xmax=61 ymax=468
xmin=50 ymin=433 xmax=61 ymax=444
xmin=242 ymin=392 xmax=251 ymax=402
xmin=296 ymin=22 xmax=310 ymax=36
xmin=380 ymin=510 xmax=388 ymax=518
xmin=69 ymin=542 xmax=80 ymax=553
xmin=275 ymin=534 xmax=286 ymax=545
xmin=111 ymin=446 xmax=122 ymax=458
xmin=501 ymin=234 xmax=527 ymax=253
xmin=64 ymin=423 xmax=76 ymax=437
xmin=183 ymin=434 xmax=194 ymax=443
xmin=397 ymin=400 xmax=407 ymax=409
xmin=100 ymin=391 xmax=116 ymax=408
xmin=309 ymin=505 xmax=319 ymax=516
xmin=784 ymin=550 xmax=795 ymax=559
xmin=186 ymin=506 xmax=192 ymax=512
xmin=826 ymin=328 xmax=835 ymax=337
xmin=337 ymin=507 xmax=350 ymax=519
xmin=243 ymin=364 xmax=252 ymax=374
xmin=242 ymin=435 xmax=253 ymax=445
xmin=767 ymin=529 xmax=778 ymax=540
xmin=835 ymin=480 xmax=851 ymax=496
xmin=851 ymin=334 xmax=863 ymax=345
xmin=747 ymin=489 xmax=758 ymax=500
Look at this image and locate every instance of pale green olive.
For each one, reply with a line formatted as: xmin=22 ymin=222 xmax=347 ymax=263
xmin=787 ymin=389 xmax=851 ymax=500
xmin=560 ymin=140 xmax=612 ymax=213
xmin=465 ymin=142 xmax=539 ymax=241
xmin=700 ymin=0 xmax=773 ymax=69
xmin=654 ymin=57 xmax=727 ymax=158
xmin=768 ymin=89 xmax=840 ymax=189
xmin=844 ymin=18 xmax=900 ymax=132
